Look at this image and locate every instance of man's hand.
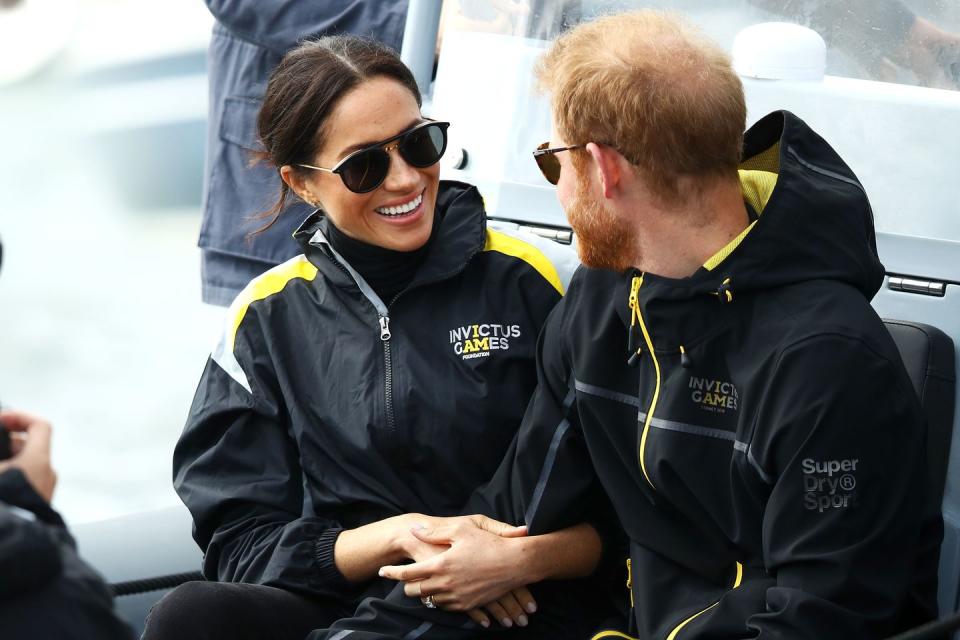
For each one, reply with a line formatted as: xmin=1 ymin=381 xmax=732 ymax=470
xmin=381 ymin=515 xmax=539 ymax=628
xmin=0 ymin=410 xmax=57 ymax=502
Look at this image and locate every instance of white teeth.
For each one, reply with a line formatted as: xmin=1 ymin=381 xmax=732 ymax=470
xmin=375 ymin=194 xmax=422 ymax=216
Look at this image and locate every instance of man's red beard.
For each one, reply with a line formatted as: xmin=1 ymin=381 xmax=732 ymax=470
xmin=567 ymin=178 xmax=636 ymax=272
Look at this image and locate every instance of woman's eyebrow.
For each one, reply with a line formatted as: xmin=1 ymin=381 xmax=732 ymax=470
xmin=338 ymin=118 xmax=425 ymax=157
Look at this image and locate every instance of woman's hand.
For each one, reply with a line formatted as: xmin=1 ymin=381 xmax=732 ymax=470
xmin=379 ymin=515 xmax=538 ymax=620
xmin=465 ymin=586 xmax=537 ymax=629
xmin=334 ymin=513 xmax=449 ymax=583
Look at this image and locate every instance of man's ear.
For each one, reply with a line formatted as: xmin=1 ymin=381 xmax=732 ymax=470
xmin=280 ymin=165 xmax=317 ymax=205
xmin=585 ymin=142 xmax=622 ymax=199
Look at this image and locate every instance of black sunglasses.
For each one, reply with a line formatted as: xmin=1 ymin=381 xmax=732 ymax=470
xmin=298 ymin=121 xmax=450 ymax=194
xmin=532 ymin=142 xmax=585 ymax=185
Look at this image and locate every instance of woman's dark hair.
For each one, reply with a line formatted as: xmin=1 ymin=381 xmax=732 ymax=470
xmin=253 ymin=35 xmax=421 ymax=232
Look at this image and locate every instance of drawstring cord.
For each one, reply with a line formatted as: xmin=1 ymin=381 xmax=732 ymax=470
xmin=625 ymin=275 xmax=738 ymax=489
xmin=711 ymin=277 xmax=734 ymax=304
xmin=679 ymin=276 xmax=733 ymax=367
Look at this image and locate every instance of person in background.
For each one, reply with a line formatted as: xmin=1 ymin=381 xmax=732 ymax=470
xmin=750 ymin=0 xmax=960 ymax=88
xmin=199 ymin=1 xmax=409 ymax=305
xmin=0 ymin=409 xmax=132 ymax=639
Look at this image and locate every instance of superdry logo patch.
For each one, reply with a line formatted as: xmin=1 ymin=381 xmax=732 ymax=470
xmin=802 ymin=457 xmax=860 ymax=513
xmin=688 ymin=376 xmax=739 ymax=413
xmin=449 ymin=324 xmax=521 ymax=360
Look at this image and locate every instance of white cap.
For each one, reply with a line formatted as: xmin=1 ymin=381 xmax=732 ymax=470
xmin=732 ymin=22 xmax=826 ymax=82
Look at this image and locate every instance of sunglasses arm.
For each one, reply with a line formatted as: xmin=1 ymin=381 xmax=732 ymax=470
xmin=296 ymin=163 xmax=337 ymax=174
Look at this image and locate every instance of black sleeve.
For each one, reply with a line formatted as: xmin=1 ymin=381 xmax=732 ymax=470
xmin=174 ymin=315 xmax=352 ymax=599
xmin=467 ymin=300 xmax=599 ymax=534
xmin=204 ymin=0 xmax=406 ymax=55
xmin=742 ymin=334 xmax=930 ymax=638
xmin=0 ymin=470 xmax=64 ymax=597
xmin=0 ymin=470 xmax=132 ymax=640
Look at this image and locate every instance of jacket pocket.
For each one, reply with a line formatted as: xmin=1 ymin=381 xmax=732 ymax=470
xmin=219 ymin=95 xmax=263 ymax=151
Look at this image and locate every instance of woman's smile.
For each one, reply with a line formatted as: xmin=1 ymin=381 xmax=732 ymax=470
xmin=374 ymin=191 xmax=424 ymax=220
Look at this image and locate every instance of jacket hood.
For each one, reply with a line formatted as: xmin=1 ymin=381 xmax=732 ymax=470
xmin=292 ymin=180 xmax=487 ymax=289
xmin=642 ymin=111 xmax=885 ymax=305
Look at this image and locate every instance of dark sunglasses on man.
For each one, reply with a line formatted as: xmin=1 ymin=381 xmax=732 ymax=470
xmin=298 ymin=120 xmax=450 ymax=194
xmin=532 ymin=141 xmax=585 ymax=185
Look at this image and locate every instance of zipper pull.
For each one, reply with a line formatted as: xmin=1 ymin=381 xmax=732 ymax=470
xmin=628 ymin=275 xmax=642 ymax=311
xmin=379 ymin=316 xmax=392 ymax=341
xmin=627 ymin=275 xmax=643 ymax=364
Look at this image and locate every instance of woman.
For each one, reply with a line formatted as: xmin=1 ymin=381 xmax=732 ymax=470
xmin=143 ymin=36 xmax=614 ymax=640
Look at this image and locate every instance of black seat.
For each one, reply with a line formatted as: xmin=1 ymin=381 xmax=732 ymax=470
xmin=883 ymin=319 xmax=957 ymax=633
xmin=884 ymin=319 xmax=957 ymax=506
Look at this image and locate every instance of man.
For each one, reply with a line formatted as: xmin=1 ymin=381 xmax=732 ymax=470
xmin=0 ymin=410 xmax=131 ymax=639
xmin=313 ymin=10 xmax=939 ymax=639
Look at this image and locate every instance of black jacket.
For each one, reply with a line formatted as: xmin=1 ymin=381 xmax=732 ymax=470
xmin=0 ymin=469 xmax=131 ymax=639
xmin=175 ymin=182 xmax=578 ymax=601
xmin=475 ymin=112 xmax=939 ymax=639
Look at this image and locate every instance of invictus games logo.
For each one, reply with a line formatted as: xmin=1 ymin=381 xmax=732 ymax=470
xmin=449 ymin=323 xmax=521 ymax=360
xmin=802 ymin=457 xmax=860 ymax=513
xmin=688 ymin=376 xmax=739 ymax=413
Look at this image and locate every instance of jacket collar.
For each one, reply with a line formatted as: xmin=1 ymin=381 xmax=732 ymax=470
xmin=293 ymin=180 xmax=487 ymax=294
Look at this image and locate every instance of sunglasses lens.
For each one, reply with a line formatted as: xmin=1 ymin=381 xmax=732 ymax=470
xmin=339 ymin=149 xmax=390 ymax=193
xmin=534 ymin=144 xmax=561 ymax=185
xmin=400 ymin=123 xmax=448 ymax=168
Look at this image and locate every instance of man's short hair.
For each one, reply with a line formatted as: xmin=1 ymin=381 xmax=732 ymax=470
xmin=536 ymin=10 xmax=746 ymax=203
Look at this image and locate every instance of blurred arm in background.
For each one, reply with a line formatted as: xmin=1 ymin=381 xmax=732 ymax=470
xmin=0 ymin=410 xmax=132 ymax=640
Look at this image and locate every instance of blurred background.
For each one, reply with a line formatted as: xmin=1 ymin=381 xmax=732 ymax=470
xmin=0 ymin=0 xmax=220 ymax=522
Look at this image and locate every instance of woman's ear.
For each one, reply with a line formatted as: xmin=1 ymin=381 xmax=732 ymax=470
xmin=280 ymin=165 xmax=318 ymax=206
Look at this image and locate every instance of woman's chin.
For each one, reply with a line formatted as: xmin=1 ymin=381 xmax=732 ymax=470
xmin=372 ymin=206 xmax=434 ymax=251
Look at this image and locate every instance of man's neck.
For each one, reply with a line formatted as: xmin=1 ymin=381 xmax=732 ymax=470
xmin=630 ymin=178 xmax=749 ymax=279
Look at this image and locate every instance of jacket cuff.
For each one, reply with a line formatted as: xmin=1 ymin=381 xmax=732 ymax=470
xmin=0 ymin=469 xmax=64 ymax=527
xmin=313 ymin=527 xmax=350 ymax=589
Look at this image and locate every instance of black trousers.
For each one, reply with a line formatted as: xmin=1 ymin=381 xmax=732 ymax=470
xmin=141 ymin=581 xmax=352 ymax=640
xmin=308 ymin=579 xmax=626 ymax=640
xmin=142 ymin=579 xmax=625 ymax=640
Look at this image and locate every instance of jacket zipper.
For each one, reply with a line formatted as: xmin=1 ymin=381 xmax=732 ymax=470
xmin=629 ymin=274 xmax=660 ymax=490
xmin=376 ymin=243 xmax=485 ymax=435
xmin=378 ymin=316 xmax=395 ymax=433
xmin=312 ymin=238 xmax=398 ymax=435
xmin=665 ymin=562 xmax=743 ymax=640
xmin=314 ymin=233 xmax=485 ymax=439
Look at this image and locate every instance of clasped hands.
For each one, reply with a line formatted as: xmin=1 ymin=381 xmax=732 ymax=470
xmin=381 ymin=514 xmax=539 ymax=630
